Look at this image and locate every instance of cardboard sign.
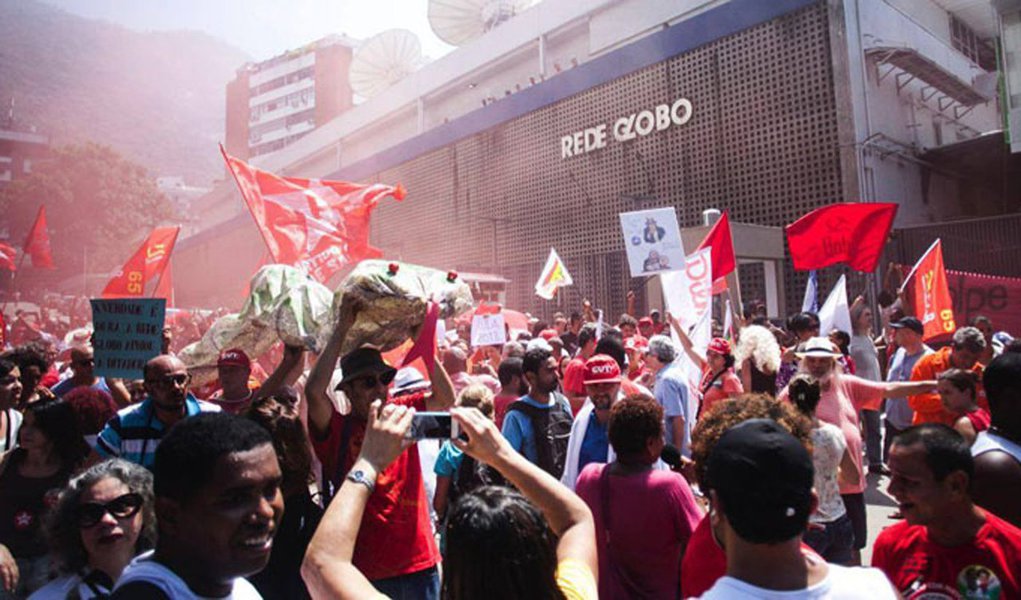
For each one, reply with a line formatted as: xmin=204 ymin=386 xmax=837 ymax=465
xmin=619 ymin=207 xmax=686 ymax=277
xmin=90 ymin=298 xmax=166 ymax=378
xmin=471 ymin=313 xmax=507 ymax=347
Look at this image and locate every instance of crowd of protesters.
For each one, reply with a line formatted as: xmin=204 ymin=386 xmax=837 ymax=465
xmin=0 ymin=280 xmax=1019 ymax=599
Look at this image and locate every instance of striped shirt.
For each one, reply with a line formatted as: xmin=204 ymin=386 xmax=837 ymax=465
xmin=95 ymin=395 xmax=221 ymax=469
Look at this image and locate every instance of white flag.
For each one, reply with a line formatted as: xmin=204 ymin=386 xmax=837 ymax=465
xmin=818 ymin=274 xmax=852 ymax=335
xmin=802 ymin=270 xmax=818 ymax=313
xmin=535 ymin=248 xmax=573 ymax=299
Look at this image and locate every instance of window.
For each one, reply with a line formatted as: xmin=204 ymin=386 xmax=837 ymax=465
xmin=949 ymin=15 xmax=996 ymax=71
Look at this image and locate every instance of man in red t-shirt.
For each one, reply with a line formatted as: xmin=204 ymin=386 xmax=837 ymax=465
xmin=562 ymin=324 xmax=597 ymax=414
xmin=304 ymin=301 xmax=456 ymax=596
xmin=873 ymin=423 xmax=1021 ymax=597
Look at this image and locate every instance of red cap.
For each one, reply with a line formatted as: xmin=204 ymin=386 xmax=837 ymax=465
xmin=638 ymin=316 xmax=654 ymax=327
xmin=625 ymin=335 xmax=649 ymax=351
xmin=583 ymin=354 xmax=622 ymax=385
xmin=217 ymin=348 xmax=251 ymax=370
xmin=707 ymin=337 xmax=732 ymax=356
xmin=539 ymin=328 xmax=559 ymax=341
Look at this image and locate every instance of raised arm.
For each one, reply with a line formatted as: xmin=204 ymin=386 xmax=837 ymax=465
xmin=666 ymin=312 xmax=707 ymax=371
xmin=305 ymin=302 xmax=359 ymax=438
xmin=426 ymin=354 xmax=456 ymax=412
xmin=255 ymin=344 xmax=305 ymax=401
xmin=452 ymin=407 xmax=598 ymax=576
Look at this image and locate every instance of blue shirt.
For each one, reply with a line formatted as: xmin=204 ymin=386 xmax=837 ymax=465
xmin=501 ymin=393 xmax=572 ymax=466
xmin=653 ymin=364 xmax=689 ymax=449
xmin=885 ymin=345 xmax=933 ymax=429
xmin=51 ymin=376 xmax=112 ymax=398
xmin=96 ymin=394 xmax=220 ymax=469
xmin=434 ymin=441 xmax=464 ymax=477
xmin=577 ymin=417 xmax=608 ymax=473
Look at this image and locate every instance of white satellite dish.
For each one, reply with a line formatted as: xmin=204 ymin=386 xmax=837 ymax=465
xmin=428 ymin=0 xmax=538 ymax=46
xmin=348 ymin=29 xmax=423 ymax=98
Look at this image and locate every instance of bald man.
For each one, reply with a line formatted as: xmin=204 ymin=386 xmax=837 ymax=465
xmin=96 ymin=354 xmax=220 ymax=468
xmin=51 ymin=345 xmax=131 ymax=406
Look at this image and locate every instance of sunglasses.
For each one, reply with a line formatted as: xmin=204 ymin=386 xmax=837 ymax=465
xmin=153 ymin=373 xmax=190 ymax=387
xmin=76 ymin=492 xmax=144 ymax=528
xmin=352 ymin=375 xmax=391 ymax=389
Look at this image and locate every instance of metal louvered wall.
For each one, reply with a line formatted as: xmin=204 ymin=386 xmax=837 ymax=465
xmin=369 ymin=2 xmax=842 ymax=319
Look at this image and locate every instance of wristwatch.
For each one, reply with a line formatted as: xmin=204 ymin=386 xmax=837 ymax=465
xmin=346 ymin=469 xmax=376 ymax=494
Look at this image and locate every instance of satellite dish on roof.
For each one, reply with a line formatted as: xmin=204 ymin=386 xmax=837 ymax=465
xmin=348 ymin=29 xmax=423 ymax=98
xmin=428 ymin=0 xmax=537 ymax=46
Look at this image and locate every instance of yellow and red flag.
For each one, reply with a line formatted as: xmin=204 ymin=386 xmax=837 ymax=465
xmin=901 ymin=239 xmax=955 ymax=340
xmin=535 ymin=248 xmax=573 ymax=299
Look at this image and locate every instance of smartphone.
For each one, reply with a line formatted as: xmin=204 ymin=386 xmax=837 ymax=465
xmin=407 ymin=412 xmax=459 ymax=440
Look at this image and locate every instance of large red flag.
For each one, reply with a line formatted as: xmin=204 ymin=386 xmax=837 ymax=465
xmin=0 ymin=243 xmax=15 ymax=271
xmin=786 ymin=203 xmax=897 ymax=272
xmin=901 ymin=239 xmax=955 ymax=340
xmin=23 ymin=206 xmax=54 ymax=269
xmin=153 ymin=258 xmax=174 ymax=308
xmin=102 ymin=227 xmax=180 ymax=298
xmin=696 ymin=212 xmax=736 ymax=294
xmin=220 ymin=145 xmax=405 ymax=283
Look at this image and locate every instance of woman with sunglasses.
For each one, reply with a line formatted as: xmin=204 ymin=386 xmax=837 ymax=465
xmin=30 ymin=459 xmax=155 ymax=599
xmin=0 ymin=399 xmax=89 ymax=597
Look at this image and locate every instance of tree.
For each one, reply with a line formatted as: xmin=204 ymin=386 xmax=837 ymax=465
xmin=0 ymin=142 xmax=175 ymax=288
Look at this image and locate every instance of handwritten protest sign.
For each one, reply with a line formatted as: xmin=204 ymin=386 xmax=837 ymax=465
xmin=91 ymin=298 xmax=166 ymax=378
xmin=471 ymin=313 xmax=507 ymax=347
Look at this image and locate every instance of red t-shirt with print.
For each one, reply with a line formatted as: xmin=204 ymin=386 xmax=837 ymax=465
xmin=311 ymin=392 xmax=439 ymax=580
xmin=872 ymin=510 xmax=1021 ymax=598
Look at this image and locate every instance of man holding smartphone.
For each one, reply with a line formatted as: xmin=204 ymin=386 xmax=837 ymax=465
xmin=304 ymin=300 xmax=456 ymax=600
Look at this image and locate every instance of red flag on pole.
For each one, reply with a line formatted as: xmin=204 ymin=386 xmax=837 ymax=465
xmin=23 ymin=206 xmax=54 ymax=269
xmin=696 ymin=212 xmax=736 ymax=294
xmin=901 ymin=239 xmax=956 ymax=340
xmin=786 ymin=203 xmax=897 ymax=272
xmin=220 ymin=145 xmax=405 ymax=283
xmin=0 ymin=243 xmax=16 ymax=271
xmin=101 ymin=227 xmax=180 ymax=298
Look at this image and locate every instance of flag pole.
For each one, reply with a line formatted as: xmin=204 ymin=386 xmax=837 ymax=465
xmin=899 ymin=238 xmax=940 ymax=293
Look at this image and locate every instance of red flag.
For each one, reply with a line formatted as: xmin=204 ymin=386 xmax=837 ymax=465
xmin=696 ymin=212 xmax=736 ymax=294
xmin=102 ymin=227 xmax=180 ymax=298
xmin=153 ymin=258 xmax=174 ymax=308
xmin=901 ymin=239 xmax=956 ymax=340
xmin=23 ymin=206 xmax=54 ymax=269
xmin=0 ymin=243 xmax=16 ymax=271
xmin=220 ymin=145 xmax=405 ymax=283
xmin=401 ymin=302 xmax=439 ymax=373
xmin=786 ymin=203 xmax=897 ymax=272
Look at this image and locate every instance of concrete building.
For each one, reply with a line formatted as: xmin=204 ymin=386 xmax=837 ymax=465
xmin=224 ymin=35 xmax=358 ymax=161
xmin=178 ymin=0 xmax=1015 ymax=317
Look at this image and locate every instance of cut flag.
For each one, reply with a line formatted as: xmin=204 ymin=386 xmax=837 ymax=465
xmin=102 ymin=227 xmax=179 ymax=298
xmin=696 ymin=212 xmax=736 ymax=295
xmin=786 ymin=203 xmax=897 ymax=272
xmin=0 ymin=243 xmax=16 ymax=271
xmin=818 ymin=274 xmax=851 ymax=336
xmin=900 ymin=239 xmax=955 ymax=340
xmin=153 ymin=258 xmax=175 ymax=308
xmin=23 ymin=206 xmax=54 ymax=269
xmin=221 ymin=145 xmax=405 ymax=284
xmin=535 ymin=248 xmax=573 ymax=299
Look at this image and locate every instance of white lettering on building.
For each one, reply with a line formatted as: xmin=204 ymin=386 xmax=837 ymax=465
xmin=561 ymin=98 xmax=693 ymax=159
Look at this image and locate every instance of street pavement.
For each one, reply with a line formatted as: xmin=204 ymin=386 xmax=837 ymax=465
xmin=862 ymin=471 xmax=899 ymax=565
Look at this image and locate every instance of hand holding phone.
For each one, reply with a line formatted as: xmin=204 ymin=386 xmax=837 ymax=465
xmin=406 ymin=412 xmax=459 ymax=440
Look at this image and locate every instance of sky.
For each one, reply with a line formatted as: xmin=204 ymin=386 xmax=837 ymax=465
xmin=37 ymin=0 xmax=458 ymax=62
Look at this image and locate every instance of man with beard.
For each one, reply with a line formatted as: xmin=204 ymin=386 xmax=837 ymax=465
xmin=778 ymin=337 xmax=937 ymax=564
xmin=96 ymin=354 xmax=221 ymax=469
xmin=561 ymin=355 xmax=625 ymax=490
xmin=492 ymin=357 xmax=527 ymax=429
xmin=502 ymin=347 xmax=573 ymax=478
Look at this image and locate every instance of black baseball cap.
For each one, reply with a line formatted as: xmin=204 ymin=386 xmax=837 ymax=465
xmin=890 ymin=316 xmax=924 ymax=336
xmin=704 ymin=419 xmax=814 ymax=544
xmin=337 ymin=347 xmax=397 ymax=388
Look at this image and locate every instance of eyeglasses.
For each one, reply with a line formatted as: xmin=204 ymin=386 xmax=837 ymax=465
xmin=352 ymin=375 xmax=390 ymax=389
xmin=76 ymin=493 xmax=144 ymax=528
xmin=153 ymin=373 xmax=190 ymax=387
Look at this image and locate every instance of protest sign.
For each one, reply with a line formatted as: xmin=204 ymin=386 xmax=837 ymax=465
xmin=90 ymin=298 xmax=166 ymax=378
xmin=619 ymin=207 xmax=686 ymax=277
xmin=471 ymin=313 xmax=507 ymax=347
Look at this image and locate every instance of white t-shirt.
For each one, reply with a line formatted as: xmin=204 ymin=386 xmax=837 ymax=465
xmin=115 ymin=551 xmax=263 ymax=600
xmin=972 ymin=430 xmax=1021 ymax=464
xmin=810 ymin=423 xmax=847 ymax=524
xmin=698 ymin=562 xmax=895 ymax=599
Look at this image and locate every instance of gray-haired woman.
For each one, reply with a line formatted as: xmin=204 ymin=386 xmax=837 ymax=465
xmin=29 ymin=459 xmax=156 ymax=599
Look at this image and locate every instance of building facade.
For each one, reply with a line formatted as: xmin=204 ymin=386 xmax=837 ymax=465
xmin=179 ymin=0 xmax=1012 ymax=317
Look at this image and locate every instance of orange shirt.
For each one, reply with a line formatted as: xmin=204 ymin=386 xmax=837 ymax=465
xmin=909 ymin=346 xmax=986 ymax=426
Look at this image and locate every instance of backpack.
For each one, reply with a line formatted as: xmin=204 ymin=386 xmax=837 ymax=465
xmin=507 ymin=394 xmax=573 ymax=478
